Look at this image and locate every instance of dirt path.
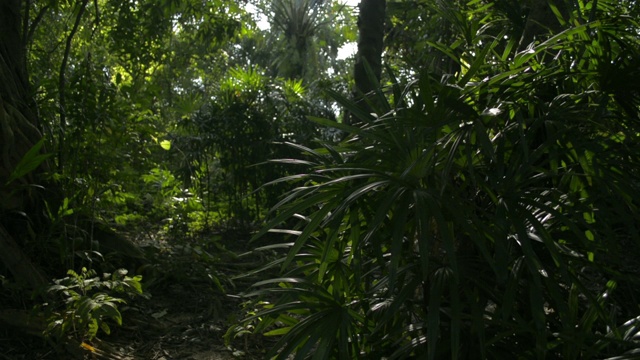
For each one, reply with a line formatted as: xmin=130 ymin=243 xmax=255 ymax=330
xmin=1 ymin=229 xmax=275 ymax=360
xmin=105 ymin=231 xmax=272 ymax=360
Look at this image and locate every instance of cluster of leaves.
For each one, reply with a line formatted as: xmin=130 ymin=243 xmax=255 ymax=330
xmin=22 ymin=0 xmax=247 ymax=235
xmin=234 ymin=0 xmax=640 ymax=358
xmin=24 ymin=0 xmax=352 ymax=239
xmin=1 ymin=4 xmax=359 ymax=359
xmin=171 ymin=66 xmax=337 ymax=227
xmin=42 ymin=267 xmax=143 ymax=342
xmin=247 ymin=0 xmax=356 ymax=83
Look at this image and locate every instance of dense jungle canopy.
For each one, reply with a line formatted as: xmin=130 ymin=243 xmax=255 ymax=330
xmin=2 ymin=0 xmax=640 ymax=358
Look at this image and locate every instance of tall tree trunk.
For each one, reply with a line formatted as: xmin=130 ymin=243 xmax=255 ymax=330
xmin=350 ymin=0 xmax=385 ymax=125
xmin=0 ymin=0 xmax=49 ymax=289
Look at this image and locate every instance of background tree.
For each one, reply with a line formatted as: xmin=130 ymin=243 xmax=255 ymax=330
xmin=2 ymin=0 xmax=360 ymax=356
xmin=353 ymin=0 xmax=385 ymax=108
xmin=257 ymin=0 xmax=355 ymax=83
xmin=159 ymin=0 xmax=357 ymax=228
xmin=0 ymin=0 xmax=245 ymax=294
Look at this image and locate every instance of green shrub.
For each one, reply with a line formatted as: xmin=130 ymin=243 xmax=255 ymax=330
xmin=235 ymin=1 xmax=640 ymax=358
xmin=42 ymin=267 xmax=143 ymax=342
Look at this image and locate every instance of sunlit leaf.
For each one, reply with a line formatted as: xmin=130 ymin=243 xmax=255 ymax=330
xmin=159 ymin=140 xmax=171 ymax=150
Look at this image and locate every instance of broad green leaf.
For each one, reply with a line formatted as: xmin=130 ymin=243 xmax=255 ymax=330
xmin=159 ymin=139 xmax=171 ymax=150
xmin=6 ymin=137 xmax=52 ymax=185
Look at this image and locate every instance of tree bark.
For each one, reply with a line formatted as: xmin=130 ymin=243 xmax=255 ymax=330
xmin=0 ymin=0 xmax=50 ymax=289
xmin=350 ymin=0 xmax=385 ymax=124
xmin=0 ymin=225 xmax=48 ymax=289
xmin=1 ymin=0 xmax=42 ymax=195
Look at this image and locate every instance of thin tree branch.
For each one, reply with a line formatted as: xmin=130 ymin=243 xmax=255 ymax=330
xmin=26 ymin=4 xmax=50 ymax=46
xmin=58 ymin=0 xmax=89 ymax=171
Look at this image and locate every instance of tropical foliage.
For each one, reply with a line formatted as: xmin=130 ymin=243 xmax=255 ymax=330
xmin=2 ymin=0 xmax=640 ymax=358
xmin=235 ymin=0 xmax=640 ymax=358
xmin=258 ymin=0 xmax=356 ymax=82
xmin=172 ymin=65 xmax=337 ymax=227
xmin=2 ymin=1 xmax=353 ymax=354
xmin=42 ymin=267 xmax=143 ymax=342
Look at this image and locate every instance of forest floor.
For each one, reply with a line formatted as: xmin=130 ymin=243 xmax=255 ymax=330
xmin=0 ymin=227 xmax=278 ymax=360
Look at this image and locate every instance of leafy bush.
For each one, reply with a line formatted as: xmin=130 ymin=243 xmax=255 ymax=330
xmin=42 ymin=267 xmax=143 ymax=342
xmin=235 ymin=1 xmax=640 ymax=358
xmin=173 ymin=66 xmax=336 ymax=227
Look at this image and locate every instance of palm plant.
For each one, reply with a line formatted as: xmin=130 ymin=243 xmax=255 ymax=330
xmin=269 ymin=0 xmax=338 ymax=81
xmin=236 ymin=0 xmax=640 ymax=358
